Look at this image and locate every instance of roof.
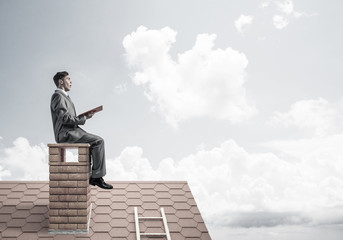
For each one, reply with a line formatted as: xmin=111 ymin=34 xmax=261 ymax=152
xmin=0 ymin=181 xmax=211 ymax=240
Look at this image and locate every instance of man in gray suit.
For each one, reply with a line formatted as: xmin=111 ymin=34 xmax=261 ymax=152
xmin=50 ymin=71 xmax=113 ymax=189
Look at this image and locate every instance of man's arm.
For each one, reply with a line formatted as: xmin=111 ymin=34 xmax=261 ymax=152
xmin=51 ymin=93 xmax=87 ymax=125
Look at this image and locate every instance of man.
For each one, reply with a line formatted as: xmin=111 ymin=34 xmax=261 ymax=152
xmin=50 ymin=71 xmax=113 ymax=189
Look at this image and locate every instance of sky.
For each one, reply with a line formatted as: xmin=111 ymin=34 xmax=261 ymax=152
xmin=1 ymin=0 xmax=343 ymax=239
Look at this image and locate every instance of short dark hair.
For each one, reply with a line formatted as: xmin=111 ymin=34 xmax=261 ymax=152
xmin=53 ymin=71 xmax=69 ymax=87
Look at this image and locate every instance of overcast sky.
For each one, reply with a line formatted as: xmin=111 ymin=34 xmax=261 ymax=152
xmin=1 ymin=0 xmax=343 ymax=239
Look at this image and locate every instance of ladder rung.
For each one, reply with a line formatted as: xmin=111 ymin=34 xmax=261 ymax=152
xmin=140 ymin=233 xmax=167 ymax=236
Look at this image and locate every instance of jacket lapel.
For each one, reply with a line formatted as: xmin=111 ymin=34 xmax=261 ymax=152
xmin=54 ymin=90 xmax=77 ymax=116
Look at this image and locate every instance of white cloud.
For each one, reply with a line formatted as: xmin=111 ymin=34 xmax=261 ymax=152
xmin=273 ymin=15 xmax=289 ymax=29
xmin=0 ymin=137 xmax=49 ymax=180
xmin=0 ymin=165 xmax=11 ymax=180
xmin=258 ymin=0 xmax=315 ymax=30
xmin=114 ymin=83 xmax=127 ymax=94
xmin=123 ymin=26 xmax=256 ymax=127
xmin=273 ymin=0 xmax=311 ymax=29
xmin=275 ymin=0 xmax=294 ymax=15
xmin=268 ymin=98 xmax=339 ymax=136
xmin=235 ymin=15 xmax=254 ymax=33
xmin=260 ymin=0 xmax=271 ymax=8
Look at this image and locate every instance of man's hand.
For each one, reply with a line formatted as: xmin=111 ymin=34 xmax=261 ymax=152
xmin=86 ymin=111 xmax=95 ymax=119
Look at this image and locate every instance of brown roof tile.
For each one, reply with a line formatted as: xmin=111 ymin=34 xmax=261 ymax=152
xmin=0 ymin=181 xmax=211 ymax=239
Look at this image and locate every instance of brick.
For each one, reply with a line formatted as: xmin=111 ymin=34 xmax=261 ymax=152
xmin=69 ymin=173 xmax=88 ymax=181
xmin=69 ymin=202 xmax=88 ymax=209
xmin=49 ymin=147 xmax=61 ymax=155
xmin=49 ymin=155 xmax=61 ymax=162
xmin=49 ymin=216 xmax=68 ymax=224
xmin=77 ymin=209 xmax=88 ymax=216
xmin=49 ymin=181 xmax=59 ymax=188
xmin=49 ymin=162 xmax=88 ymax=166
xmin=49 ymin=166 xmax=59 ymax=173
xmin=59 ymin=224 xmax=78 ymax=230
xmin=68 ymin=216 xmax=88 ymax=223
xmin=50 ymin=173 xmax=68 ymax=181
xmin=59 ymin=209 xmax=78 ymax=216
xmin=59 ymin=181 xmax=77 ymax=188
xmin=49 ymin=223 xmax=59 ymax=229
xmin=68 ymin=187 xmax=87 ymax=195
xmin=59 ymin=195 xmax=77 ymax=202
xmin=49 ymin=202 xmax=68 ymax=209
xmin=77 ymin=195 xmax=88 ymax=202
xmin=78 ymin=154 xmax=90 ymax=162
xmin=77 ymin=181 xmax=88 ymax=187
xmin=77 ymin=224 xmax=88 ymax=230
xmin=49 ymin=195 xmax=59 ymax=202
xmin=49 ymin=188 xmax=68 ymax=195
xmin=49 ymin=209 xmax=59 ymax=216
xmin=78 ymin=147 xmax=89 ymax=155
xmin=59 ymin=165 xmax=89 ymax=173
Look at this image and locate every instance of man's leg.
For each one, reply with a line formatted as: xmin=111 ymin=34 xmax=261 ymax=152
xmin=73 ymin=133 xmax=106 ymax=178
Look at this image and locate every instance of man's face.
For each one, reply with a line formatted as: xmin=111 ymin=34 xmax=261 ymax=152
xmin=59 ymin=75 xmax=72 ymax=92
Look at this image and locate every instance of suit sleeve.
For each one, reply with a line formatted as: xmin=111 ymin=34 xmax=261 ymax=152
xmin=51 ymin=93 xmax=86 ymax=126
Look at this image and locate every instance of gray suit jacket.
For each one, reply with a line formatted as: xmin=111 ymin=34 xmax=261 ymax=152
xmin=50 ymin=90 xmax=87 ymax=143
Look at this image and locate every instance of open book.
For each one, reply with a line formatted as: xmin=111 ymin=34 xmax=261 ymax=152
xmin=78 ymin=105 xmax=103 ymax=117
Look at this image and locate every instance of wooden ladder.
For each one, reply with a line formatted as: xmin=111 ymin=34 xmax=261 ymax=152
xmin=134 ymin=207 xmax=171 ymax=240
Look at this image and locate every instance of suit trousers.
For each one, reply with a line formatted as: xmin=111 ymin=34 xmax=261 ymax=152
xmin=73 ymin=133 xmax=106 ymax=178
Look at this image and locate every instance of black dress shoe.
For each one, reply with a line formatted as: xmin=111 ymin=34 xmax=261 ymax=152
xmin=89 ymin=177 xmax=113 ymax=189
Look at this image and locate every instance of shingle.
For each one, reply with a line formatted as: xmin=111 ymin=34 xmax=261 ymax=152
xmin=12 ymin=184 xmax=27 ymax=192
xmin=111 ymin=195 xmax=127 ymax=202
xmin=180 ymin=227 xmax=202 ymax=238
xmin=92 ymin=222 xmax=111 ymax=232
xmin=126 ymin=198 xmax=143 ymax=206
xmin=93 ymin=214 xmax=112 ymax=223
xmin=7 ymin=192 xmax=24 ymax=199
xmin=156 ymin=198 xmax=174 ymax=206
xmin=94 ymin=198 xmax=112 ymax=206
xmin=22 ymin=222 xmax=43 ymax=232
xmin=17 ymin=232 xmax=39 ymax=240
xmin=0 ymin=183 xmax=18 ymax=189
xmin=137 ymin=183 xmax=156 ymax=189
xmin=12 ymin=209 xmax=31 ymax=219
xmin=2 ymin=198 xmax=21 ymax=206
xmin=154 ymin=184 xmax=169 ymax=192
xmin=29 ymin=206 xmax=48 ymax=214
xmin=2 ymin=227 xmax=22 ymax=237
xmin=126 ymin=191 xmax=142 ymax=198
xmin=109 ymin=227 xmax=130 ymax=237
xmin=0 ymin=214 xmax=11 ymax=223
xmin=142 ymin=202 xmax=159 ymax=210
xmin=109 ymin=218 xmax=129 ymax=228
xmin=110 ymin=202 xmax=128 ymax=210
xmin=90 ymin=232 xmax=112 ymax=240
xmin=126 ymin=184 xmax=141 ymax=192
xmin=26 ymin=214 xmax=46 ymax=223
xmin=109 ymin=209 xmax=129 ymax=219
xmin=16 ymin=203 xmax=34 ymax=210
xmin=178 ymin=218 xmax=198 ymax=228
xmin=7 ymin=218 xmax=26 ymax=228
xmin=140 ymin=189 xmax=156 ymax=195
xmin=0 ymin=206 xmax=16 ymax=214
xmin=173 ymin=202 xmax=191 ymax=210
xmin=94 ymin=206 xmax=111 ymax=214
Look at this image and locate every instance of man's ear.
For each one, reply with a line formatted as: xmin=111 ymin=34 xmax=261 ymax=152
xmin=58 ymin=79 xmax=63 ymax=87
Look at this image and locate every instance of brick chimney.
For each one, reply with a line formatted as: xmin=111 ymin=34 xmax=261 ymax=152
xmin=48 ymin=143 xmax=92 ymax=234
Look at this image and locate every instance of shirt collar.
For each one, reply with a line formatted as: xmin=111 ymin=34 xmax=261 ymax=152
xmin=56 ymin=88 xmax=68 ymax=97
